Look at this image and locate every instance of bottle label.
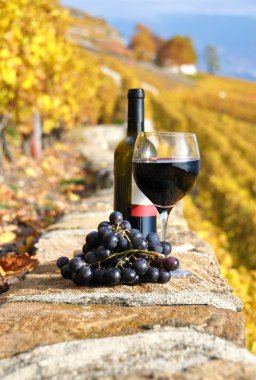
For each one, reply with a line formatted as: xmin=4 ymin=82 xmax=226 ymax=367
xmin=131 ymin=175 xmax=157 ymax=217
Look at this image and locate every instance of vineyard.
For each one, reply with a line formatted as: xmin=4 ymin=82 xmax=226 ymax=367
xmin=150 ymin=79 xmax=256 ymax=352
xmin=1 ymin=0 xmax=256 ymax=352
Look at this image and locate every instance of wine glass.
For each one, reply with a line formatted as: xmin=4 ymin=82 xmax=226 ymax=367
xmin=132 ymin=132 xmax=200 ymax=272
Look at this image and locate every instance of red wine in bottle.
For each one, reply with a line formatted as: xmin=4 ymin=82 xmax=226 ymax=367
xmin=114 ymin=88 xmax=157 ymax=236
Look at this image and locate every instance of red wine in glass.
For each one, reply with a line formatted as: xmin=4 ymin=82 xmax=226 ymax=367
xmin=133 ymin=158 xmax=200 ymax=213
xmin=132 ymin=132 xmax=200 ymax=278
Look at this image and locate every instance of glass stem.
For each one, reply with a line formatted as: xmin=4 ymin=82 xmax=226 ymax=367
xmin=160 ymin=210 xmax=169 ymax=242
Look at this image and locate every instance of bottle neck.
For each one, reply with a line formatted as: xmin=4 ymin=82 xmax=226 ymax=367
xmin=127 ymin=97 xmax=144 ymax=136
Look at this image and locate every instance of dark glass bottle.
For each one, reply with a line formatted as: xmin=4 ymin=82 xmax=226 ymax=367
xmin=114 ymin=88 xmax=157 ymax=236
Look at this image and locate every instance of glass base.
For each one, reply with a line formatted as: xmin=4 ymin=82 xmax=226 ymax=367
xmin=171 ymin=269 xmax=193 ymax=278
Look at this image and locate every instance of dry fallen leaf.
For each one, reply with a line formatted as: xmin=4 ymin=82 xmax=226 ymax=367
xmin=0 ymin=224 xmax=17 ymax=233
xmin=67 ymin=190 xmax=80 ymax=202
xmin=0 ymin=232 xmax=16 ymax=244
xmin=0 ymin=253 xmax=39 ymax=276
xmin=24 ymin=167 xmax=37 ymax=177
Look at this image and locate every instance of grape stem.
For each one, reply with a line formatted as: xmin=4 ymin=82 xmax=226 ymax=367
xmin=123 ymin=230 xmax=132 ymax=244
xmin=91 ymin=249 xmax=165 ymax=267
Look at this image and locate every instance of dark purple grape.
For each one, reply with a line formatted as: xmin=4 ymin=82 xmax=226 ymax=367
xmin=117 ymin=235 xmax=130 ymax=251
xmin=161 ymin=241 xmax=172 ymax=256
xmin=103 ymin=232 xmax=118 ymax=249
xmin=121 ymin=267 xmax=137 ymax=284
xmin=69 ymin=257 xmax=85 ymax=272
xmin=98 ymin=221 xmax=111 ymax=230
xmin=93 ymin=267 xmax=107 ymax=285
xmin=106 ymin=267 xmax=121 ymax=285
xmin=82 ymin=243 xmax=90 ymax=254
xmin=163 ymin=256 xmax=179 ymax=271
xmin=146 ymin=232 xmax=160 ymax=244
xmin=120 ymin=220 xmax=131 ymax=230
xmin=57 ymin=256 xmax=69 ymax=269
xmin=127 ymin=275 xmax=141 ymax=286
xmin=75 ymin=266 xmax=93 ymax=285
xmin=75 ymin=252 xmax=85 ymax=259
xmin=143 ymin=267 xmax=159 ymax=282
xmin=86 ymin=231 xmax=100 ymax=248
xmin=132 ymin=236 xmax=148 ymax=250
xmin=135 ymin=252 xmax=149 ymax=260
xmin=151 ymin=257 xmax=163 ymax=268
xmin=98 ymin=227 xmax=113 ymax=240
xmin=99 ymin=258 xmax=112 ymax=269
xmin=61 ymin=264 xmax=72 ymax=279
xmin=84 ymin=250 xmax=98 ymax=264
xmin=111 ymin=256 xmax=125 ymax=268
xmin=109 ymin=211 xmax=123 ymax=226
xmin=148 ymin=242 xmax=163 ymax=254
xmin=132 ymin=259 xmax=148 ymax=275
xmin=71 ymin=272 xmax=80 ymax=285
xmin=97 ymin=246 xmax=111 ymax=260
xmin=158 ymin=271 xmax=171 ymax=284
xmin=130 ymin=228 xmax=141 ymax=234
xmin=128 ymin=229 xmax=143 ymax=239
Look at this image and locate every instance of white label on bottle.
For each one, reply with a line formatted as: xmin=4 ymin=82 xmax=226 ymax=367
xmin=131 ymin=174 xmax=157 ymax=217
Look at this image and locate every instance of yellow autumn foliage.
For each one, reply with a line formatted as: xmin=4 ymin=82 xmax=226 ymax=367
xmin=0 ymin=0 xmax=111 ymax=133
xmin=151 ymin=77 xmax=256 ymax=352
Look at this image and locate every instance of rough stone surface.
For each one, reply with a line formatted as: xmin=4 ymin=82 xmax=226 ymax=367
xmin=3 ymin=216 xmax=243 ymax=312
xmin=0 ymin=327 xmax=255 ymax=380
xmin=81 ymin=124 xmax=125 ymax=167
xmin=3 ymin=289 xmax=243 ymax=312
xmin=120 ymin=361 xmax=256 ymax=380
xmin=0 ymin=303 xmax=244 ymax=359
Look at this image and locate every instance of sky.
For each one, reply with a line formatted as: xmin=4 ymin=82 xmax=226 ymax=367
xmin=62 ymin=0 xmax=256 ymax=19
xmin=62 ymin=0 xmax=256 ymax=80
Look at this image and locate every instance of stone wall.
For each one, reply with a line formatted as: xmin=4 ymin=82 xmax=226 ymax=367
xmin=0 ymin=126 xmax=255 ymax=379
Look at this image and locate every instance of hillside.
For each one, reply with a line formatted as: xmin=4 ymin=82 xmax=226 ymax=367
xmin=67 ymin=8 xmax=132 ymax=57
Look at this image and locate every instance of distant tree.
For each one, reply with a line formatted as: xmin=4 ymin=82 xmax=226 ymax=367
xmin=157 ymin=35 xmax=197 ymax=67
xmin=152 ymin=35 xmax=166 ymax=55
xmin=204 ymin=45 xmax=220 ymax=74
xmin=129 ymin=24 xmax=156 ymax=61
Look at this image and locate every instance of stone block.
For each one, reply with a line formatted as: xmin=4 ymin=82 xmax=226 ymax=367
xmin=0 ymin=327 xmax=255 ymax=380
xmin=0 ymin=302 xmax=244 ymax=360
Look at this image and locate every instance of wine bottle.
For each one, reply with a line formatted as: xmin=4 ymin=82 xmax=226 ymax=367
xmin=114 ymin=88 xmax=157 ymax=236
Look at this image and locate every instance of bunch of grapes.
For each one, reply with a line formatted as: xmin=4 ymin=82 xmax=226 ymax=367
xmin=56 ymin=211 xmax=179 ymax=287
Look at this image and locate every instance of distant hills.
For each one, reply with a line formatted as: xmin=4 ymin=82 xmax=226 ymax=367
xmin=109 ymin=14 xmax=256 ymax=82
xmin=67 ymin=6 xmax=256 ymax=82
